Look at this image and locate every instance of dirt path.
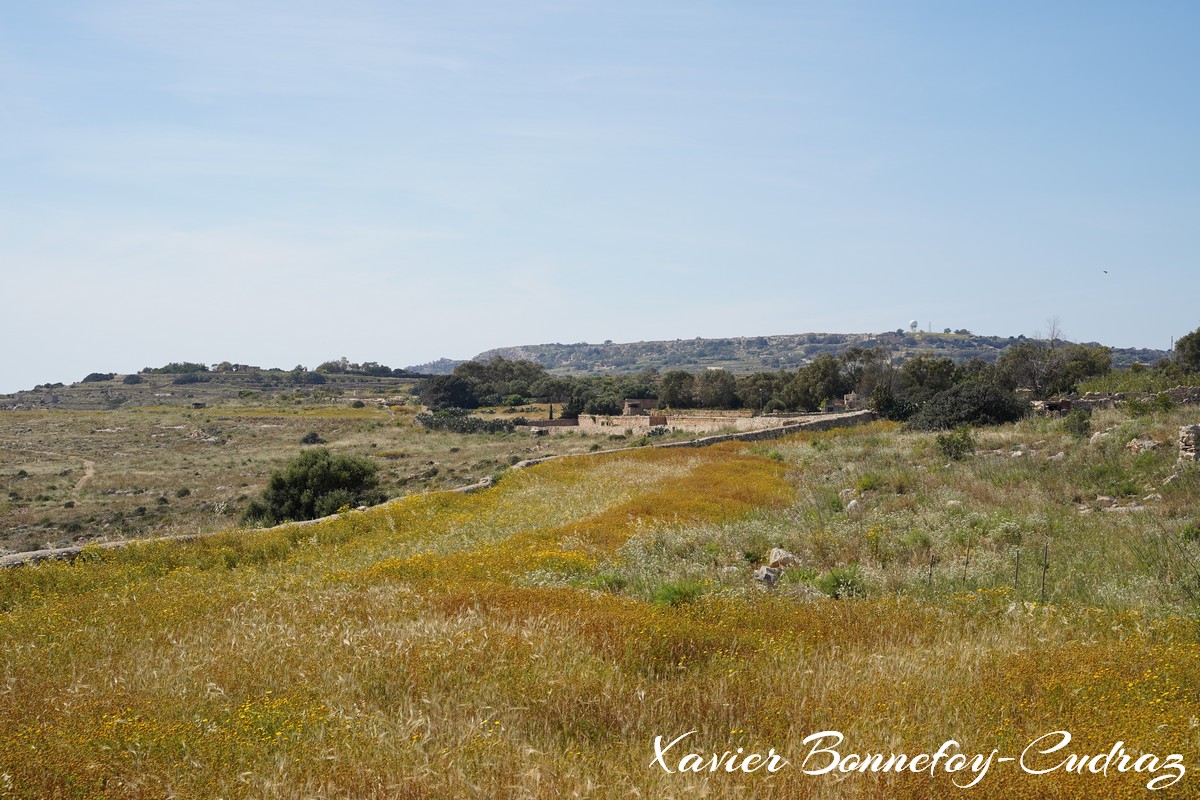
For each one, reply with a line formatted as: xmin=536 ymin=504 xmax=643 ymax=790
xmin=1 ymin=443 xmax=95 ymax=494
xmin=74 ymin=459 xmax=96 ymax=492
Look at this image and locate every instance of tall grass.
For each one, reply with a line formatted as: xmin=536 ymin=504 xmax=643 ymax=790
xmin=1 ymin=416 xmax=1198 ymax=798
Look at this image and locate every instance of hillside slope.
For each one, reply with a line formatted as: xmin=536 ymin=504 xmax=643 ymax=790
xmin=412 ymin=331 xmax=1168 ymax=375
xmin=1 ymin=413 xmax=1197 ymax=798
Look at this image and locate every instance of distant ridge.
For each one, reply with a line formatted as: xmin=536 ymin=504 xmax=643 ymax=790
xmin=408 ymin=331 xmax=1170 ymax=376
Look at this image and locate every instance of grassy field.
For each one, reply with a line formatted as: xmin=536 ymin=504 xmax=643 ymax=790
xmin=0 ymin=398 xmax=701 ymax=555
xmin=1 ymin=407 xmax=1198 ymax=797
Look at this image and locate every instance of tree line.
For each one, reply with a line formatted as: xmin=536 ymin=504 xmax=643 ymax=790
xmin=414 ymin=335 xmax=1169 ymax=428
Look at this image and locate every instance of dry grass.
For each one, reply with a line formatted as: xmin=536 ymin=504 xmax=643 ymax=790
xmin=0 ymin=403 xmax=635 ymax=554
xmin=1 ymin=411 xmax=1198 ymax=798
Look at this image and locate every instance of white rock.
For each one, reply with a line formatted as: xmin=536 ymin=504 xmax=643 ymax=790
xmin=946 ymin=500 xmax=963 ymax=508
xmin=768 ymin=548 xmax=800 ymax=569
xmin=1090 ymin=432 xmax=1109 ymax=445
xmin=1048 ymin=452 xmax=1066 ymax=461
xmin=1143 ymin=493 xmax=1163 ymax=502
xmin=845 ymin=499 xmax=862 ymax=514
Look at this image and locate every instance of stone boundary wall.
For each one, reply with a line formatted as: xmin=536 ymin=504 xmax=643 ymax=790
xmin=512 ymin=410 xmax=876 ymax=468
xmin=571 ymin=411 xmax=832 ymax=435
xmin=1070 ymin=386 xmax=1200 ymax=411
xmin=1181 ymin=425 xmax=1200 ymax=462
xmin=654 ymin=410 xmax=877 ymax=448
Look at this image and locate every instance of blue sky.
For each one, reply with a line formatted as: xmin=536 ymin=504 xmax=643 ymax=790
xmin=2 ymin=1 xmax=1198 ymax=392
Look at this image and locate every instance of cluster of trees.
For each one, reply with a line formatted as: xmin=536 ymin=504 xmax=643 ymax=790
xmin=415 ymin=342 xmax=1115 ymax=426
xmin=142 ymin=362 xmax=209 ymax=374
xmin=314 ymin=357 xmax=412 ymax=377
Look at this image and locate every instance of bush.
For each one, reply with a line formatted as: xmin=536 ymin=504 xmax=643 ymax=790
xmin=81 ymin=372 xmax=114 ymax=383
xmin=936 ymin=425 xmax=976 ymax=461
xmin=350 ymin=400 xmax=366 ymax=409
xmin=299 ymin=431 xmax=326 ymax=445
xmin=907 ymin=381 xmax=1029 ymax=431
xmin=241 ymin=448 xmax=383 ymax=526
xmin=1062 ymin=407 xmax=1092 ymax=437
xmin=816 ymin=565 xmax=865 ymax=599
xmin=122 ymin=374 xmax=144 ymax=385
xmin=415 ymin=409 xmax=525 ymax=434
xmin=763 ymin=398 xmax=787 ymax=414
xmin=653 ymin=579 xmax=706 ymax=607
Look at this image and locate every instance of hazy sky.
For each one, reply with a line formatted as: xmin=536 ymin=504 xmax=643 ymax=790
xmin=2 ymin=1 xmax=1198 ymax=392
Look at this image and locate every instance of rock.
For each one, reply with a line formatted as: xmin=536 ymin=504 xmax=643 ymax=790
xmin=845 ymin=499 xmax=862 ymax=514
xmin=1164 ymin=474 xmax=1179 ymax=486
xmin=1047 ymin=452 xmax=1066 ymax=461
xmin=1103 ymin=504 xmax=1146 ymax=513
xmin=1143 ymin=493 xmax=1163 ymax=502
xmin=768 ymin=548 xmax=800 ymax=569
xmin=838 ymin=488 xmax=856 ymax=503
xmin=1126 ymin=438 xmax=1159 ymax=455
xmin=1090 ymin=432 xmax=1109 ymax=445
xmin=1180 ymin=425 xmax=1200 ymax=462
xmin=752 ymin=566 xmax=781 ymax=586
xmin=1010 ymin=451 xmax=1024 ymax=458
xmin=1095 ymin=495 xmax=1115 ymax=507
xmin=946 ymin=500 xmax=963 ymax=508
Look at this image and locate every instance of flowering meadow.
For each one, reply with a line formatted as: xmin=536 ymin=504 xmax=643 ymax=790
xmin=1 ymin=409 xmax=1198 ymax=798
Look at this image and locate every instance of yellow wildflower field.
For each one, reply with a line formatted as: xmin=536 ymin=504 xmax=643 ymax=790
xmin=1 ymin=417 xmax=1198 ymax=798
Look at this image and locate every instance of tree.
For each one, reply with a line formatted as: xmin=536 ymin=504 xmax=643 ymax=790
xmin=694 ymin=369 xmax=738 ymax=409
xmin=242 ymin=448 xmax=383 ymax=525
xmin=659 ymin=370 xmax=696 ymax=408
xmin=781 ymin=355 xmax=848 ymax=411
xmin=899 ymin=356 xmax=960 ymax=407
xmin=1177 ymin=325 xmax=1200 ymax=372
xmin=419 ymin=374 xmax=479 ymax=410
xmin=997 ymin=342 xmax=1110 ymax=398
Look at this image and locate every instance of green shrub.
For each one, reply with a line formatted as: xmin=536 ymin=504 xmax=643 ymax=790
xmin=1062 ymin=408 xmax=1092 ymax=437
xmin=350 ymin=400 xmax=366 ymax=409
xmin=415 ymin=409 xmax=526 ymax=434
xmin=935 ymin=425 xmax=976 ymax=461
xmin=856 ymin=473 xmax=886 ymax=493
xmin=907 ymin=381 xmax=1028 ymax=431
xmin=816 ymin=565 xmax=865 ymax=599
xmin=653 ymin=579 xmax=706 ymax=607
xmin=1182 ymin=521 xmax=1200 ymax=543
xmin=122 ymin=374 xmax=144 ymax=385
xmin=81 ymin=372 xmax=114 ymax=383
xmin=299 ymin=431 xmax=325 ymax=445
xmin=175 ymin=487 xmax=191 ymax=498
xmin=241 ymin=448 xmax=383 ymax=526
